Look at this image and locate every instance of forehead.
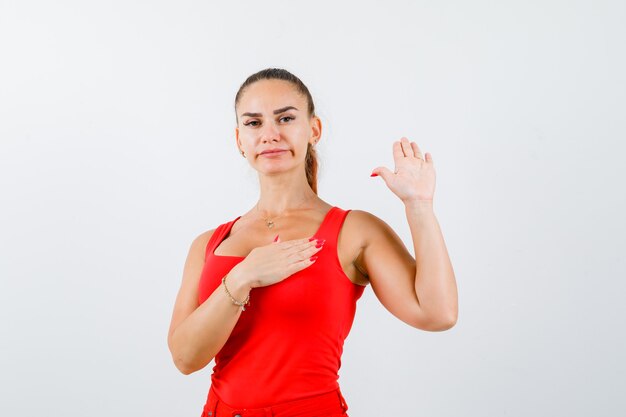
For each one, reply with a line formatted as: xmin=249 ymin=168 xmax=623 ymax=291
xmin=238 ymin=79 xmax=306 ymax=112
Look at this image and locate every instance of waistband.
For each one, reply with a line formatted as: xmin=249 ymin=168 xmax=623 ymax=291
xmin=202 ymin=385 xmax=349 ymax=417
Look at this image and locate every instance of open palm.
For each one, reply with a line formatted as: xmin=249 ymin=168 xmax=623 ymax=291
xmin=371 ymin=137 xmax=436 ymax=203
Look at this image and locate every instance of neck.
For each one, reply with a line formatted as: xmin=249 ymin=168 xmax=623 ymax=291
xmin=256 ymin=169 xmax=317 ymax=217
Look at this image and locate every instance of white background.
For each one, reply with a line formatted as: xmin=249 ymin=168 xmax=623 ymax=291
xmin=1 ymin=1 xmax=625 ymax=416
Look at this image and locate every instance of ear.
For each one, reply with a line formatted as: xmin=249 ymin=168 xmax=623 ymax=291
xmin=235 ymin=127 xmax=242 ymax=151
xmin=310 ymin=116 xmax=322 ymax=145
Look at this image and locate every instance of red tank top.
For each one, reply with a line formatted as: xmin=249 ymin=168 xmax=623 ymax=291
xmin=197 ymin=206 xmax=366 ymax=408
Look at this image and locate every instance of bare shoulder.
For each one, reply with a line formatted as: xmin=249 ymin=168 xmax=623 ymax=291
xmin=342 ymin=208 xmax=414 ymax=279
xmin=344 ymin=209 xmax=394 ymax=245
xmin=347 ymin=208 xmax=413 ymax=256
xmin=178 ymin=227 xmax=218 ymax=294
xmin=191 ymin=228 xmax=217 ymax=261
xmin=339 ymin=209 xmax=400 ymax=281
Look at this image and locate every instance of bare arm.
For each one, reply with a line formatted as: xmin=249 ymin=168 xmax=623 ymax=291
xmin=368 ymin=138 xmax=458 ymax=330
xmin=167 ymin=232 xmax=252 ymax=375
xmin=357 ymin=208 xmax=456 ymax=331
xmin=405 ymin=200 xmax=457 ymax=327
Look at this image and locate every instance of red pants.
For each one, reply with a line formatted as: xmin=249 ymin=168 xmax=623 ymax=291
xmin=201 ymin=385 xmax=350 ymax=417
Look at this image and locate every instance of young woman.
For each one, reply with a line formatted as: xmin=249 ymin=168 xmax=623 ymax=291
xmin=167 ymin=68 xmax=458 ymax=417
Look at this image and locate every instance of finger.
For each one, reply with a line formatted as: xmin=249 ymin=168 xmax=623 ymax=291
xmin=370 ymin=166 xmax=395 ymax=182
xmin=307 ymin=244 xmax=324 ymax=256
xmin=400 ymin=137 xmax=413 ymax=157
xmin=287 ymin=254 xmax=318 ymax=275
xmin=298 ymin=241 xmax=325 ymax=257
xmin=281 ymin=237 xmax=313 ymax=248
xmin=294 ymin=237 xmax=324 ymax=250
xmin=425 ymin=152 xmax=433 ymax=163
xmin=392 ymin=141 xmax=404 ymax=161
xmin=284 ymin=246 xmax=307 ymax=265
xmin=287 ymin=243 xmax=322 ymax=263
xmin=281 ymin=237 xmax=323 ymax=253
xmin=410 ymin=142 xmax=423 ymax=159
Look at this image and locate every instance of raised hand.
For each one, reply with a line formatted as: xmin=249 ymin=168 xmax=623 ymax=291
xmin=370 ymin=137 xmax=436 ymax=203
xmin=231 ymin=236 xmax=325 ymax=289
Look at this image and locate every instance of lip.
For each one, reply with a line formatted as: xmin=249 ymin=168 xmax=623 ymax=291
xmin=260 ymin=149 xmax=288 ymax=155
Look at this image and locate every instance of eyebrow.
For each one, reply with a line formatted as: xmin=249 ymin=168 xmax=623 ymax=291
xmin=240 ymin=106 xmax=299 ymax=118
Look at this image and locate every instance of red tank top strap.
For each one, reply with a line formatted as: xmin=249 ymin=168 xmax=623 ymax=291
xmin=204 ymin=216 xmax=241 ymax=259
xmin=315 ymin=206 xmax=351 ymax=250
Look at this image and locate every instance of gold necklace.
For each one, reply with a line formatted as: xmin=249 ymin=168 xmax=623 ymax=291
xmin=255 ymin=197 xmax=315 ymax=229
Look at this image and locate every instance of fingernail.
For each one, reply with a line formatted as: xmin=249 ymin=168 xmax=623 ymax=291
xmin=310 ymin=256 xmax=318 ymax=262
xmin=308 ymin=237 xmax=316 ymax=241
xmin=273 ymin=234 xmax=279 ymax=242
xmin=315 ymin=243 xmax=324 ymax=248
xmin=316 ymin=239 xmax=325 ymax=245
xmin=370 ymin=172 xmax=378 ymax=177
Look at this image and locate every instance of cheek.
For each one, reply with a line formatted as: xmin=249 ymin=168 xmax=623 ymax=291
xmin=290 ymin=124 xmax=312 ymax=139
xmin=238 ymin=133 xmax=255 ymax=145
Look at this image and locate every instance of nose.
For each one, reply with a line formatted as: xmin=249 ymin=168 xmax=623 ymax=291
xmin=260 ymin=121 xmax=280 ymax=143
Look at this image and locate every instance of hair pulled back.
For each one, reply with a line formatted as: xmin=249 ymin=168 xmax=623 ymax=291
xmin=234 ymin=68 xmax=319 ymax=194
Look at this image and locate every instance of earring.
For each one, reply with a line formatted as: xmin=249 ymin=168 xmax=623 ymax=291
xmin=240 ymin=150 xmax=246 ymax=157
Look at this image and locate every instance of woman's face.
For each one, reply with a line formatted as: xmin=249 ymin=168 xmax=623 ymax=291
xmin=235 ymin=79 xmax=321 ymax=175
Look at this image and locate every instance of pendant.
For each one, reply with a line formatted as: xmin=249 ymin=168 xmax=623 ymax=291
xmin=266 ymin=220 xmax=274 ymax=229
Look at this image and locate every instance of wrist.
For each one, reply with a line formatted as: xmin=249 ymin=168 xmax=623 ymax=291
xmin=228 ymin=265 xmax=255 ymax=292
xmin=403 ymin=199 xmax=434 ymax=211
xmin=222 ymin=273 xmax=251 ymax=311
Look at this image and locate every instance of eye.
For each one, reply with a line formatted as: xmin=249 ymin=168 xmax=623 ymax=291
xmin=243 ymin=116 xmax=293 ymax=127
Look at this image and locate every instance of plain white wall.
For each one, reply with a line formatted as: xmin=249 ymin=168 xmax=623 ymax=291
xmin=1 ymin=1 xmax=625 ymax=416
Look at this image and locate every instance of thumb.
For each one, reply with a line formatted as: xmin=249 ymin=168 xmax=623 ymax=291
xmin=370 ymin=167 xmax=394 ymax=182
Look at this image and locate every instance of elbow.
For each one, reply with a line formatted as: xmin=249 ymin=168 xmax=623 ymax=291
xmin=178 ymin=365 xmax=197 ymax=376
xmin=170 ymin=347 xmax=193 ymax=375
xmin=437 ymin=315 xmax=457 ymax=331
xmin=170 ymin=345 xmax=214 ymax=375
xmin=173 ymin=357 xmax=194 ymax=375
xmin=169 ymin=342 xmax=201 ymax=375
xmin=435 ymin=310 xmax=458 ymax=331
xmin=168 ymin=330 xmax=203 ymax=375
xmin=168 ymin=338 xmax=189 ymax=374
xmin=423 ymin=318 xmax=456 ymax=332
xmin=412 ymin=309 xmax=457 ymax=331
xmin=430 ymin=301 xmax=458 ymax=331
xmin=172 ymin=353 xmax=205 ymax=375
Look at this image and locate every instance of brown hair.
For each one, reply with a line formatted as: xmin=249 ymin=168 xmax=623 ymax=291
xmin=234 ymin=68 xmax=319 ymax=194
